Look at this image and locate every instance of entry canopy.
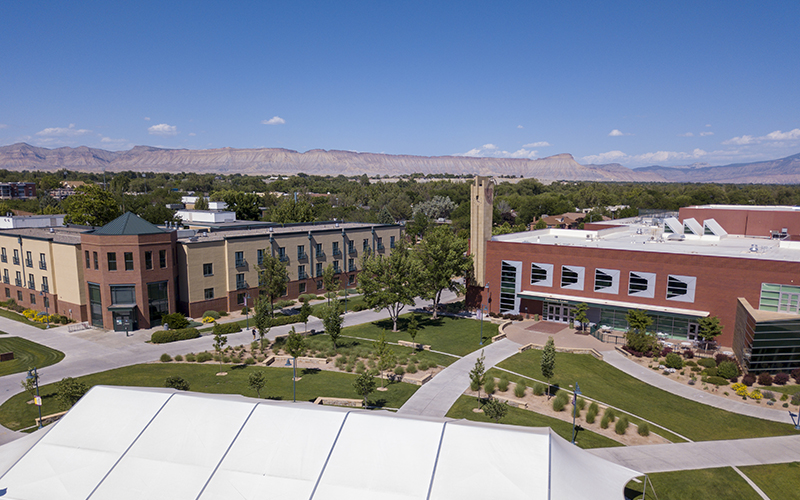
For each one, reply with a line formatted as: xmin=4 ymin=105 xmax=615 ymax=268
xmin=0 ymin=386 xmax=640 ymax=500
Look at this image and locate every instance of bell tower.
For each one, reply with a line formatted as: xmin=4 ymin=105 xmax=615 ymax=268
xmin=470 ymin=176 xmax=493 ymax=286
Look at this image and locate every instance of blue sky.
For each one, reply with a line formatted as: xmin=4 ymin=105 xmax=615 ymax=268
xmin=1 ymin=1 xmax=798 ymax=168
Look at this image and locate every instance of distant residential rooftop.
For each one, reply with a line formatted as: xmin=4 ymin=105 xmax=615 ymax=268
xmin=492 ymin=224 xmax=800 ymax=262
xmin=178 ymin=221 xmax=397 ymax=243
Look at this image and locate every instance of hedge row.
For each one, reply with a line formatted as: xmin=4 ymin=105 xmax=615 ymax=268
xmin=151 ymin=328 xmax=201 ymax=344
xmin=213 ymin=322 xmax=242 ymax=335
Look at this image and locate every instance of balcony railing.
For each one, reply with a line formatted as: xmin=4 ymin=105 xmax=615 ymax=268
xmin=332 ymin=248 xmax=341 ymax=257
xmin=0 ymin=255 xmax=6 ymax=263
xmin=348 ymin=247 xmax=357 ymax=255
xmin=333 ymin=267 xmax=341 ymax=274
xmin=12 ymin=257 xmax=19 ymax=265
xmin=316 ymin=250 xmax=325 ymax=259
xmin=14 ymin=278 xmax=21 ymax=287
xmin=297 ymin=252 xmax=308 ymax=260
xmin=377 ymin=243 xmax=385 ymax=251
xmin=279 ymin=255 xmax=289 ymax=263
xmin=299 ymin=272 xmax=309 ymax=280
xmin=39 ymin=261 xmax=47 ymax=270
xmin=41 ymin=284 xmax=49 ymax=293
xmin=349 ymin=265 xmax=357 ymax=273
xmin=2 ymin=276 xmax=7 ymax=284
xmin=236 ymin=280 xmax=247 ymax=290
xmin=235 ymin=258 xmax=246 ymax=268
xmin=28 ymin=281 xmax=35 ymax=290
xmin=25 ymin=259 xmax=33 ymax=268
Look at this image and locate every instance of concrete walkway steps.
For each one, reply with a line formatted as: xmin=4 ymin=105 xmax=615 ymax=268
xmin=397 ymin=338 xmax=521 ymax=418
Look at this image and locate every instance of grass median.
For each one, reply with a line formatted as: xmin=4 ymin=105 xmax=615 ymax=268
xmin=624 ymin=467 xmax=764 ymax=500
xmin=0 ymin=337 xmax=64 ymax=377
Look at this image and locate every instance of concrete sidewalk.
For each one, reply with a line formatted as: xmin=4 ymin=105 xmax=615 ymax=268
xmin=601 ymin=349 xmax=795 ymax=425
xmin=397 ymin=338 xmax=521 ymax=418
xmin=589 ymin=434 xmax=800 ymax=473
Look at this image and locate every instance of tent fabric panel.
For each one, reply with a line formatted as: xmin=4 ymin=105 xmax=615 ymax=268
xmin=89 ymin=393 xmax=256 ymax=500
xmin=0 ymin=387 xmax=171 ymax=500
xmin=200 ymin=404 xmax=348 ymax=500
xmin=312 ymin=412 xmax=445 ymax=500
xmin=429 ymin=422 xmax=550 ymax=500
xmin=549 ymin=429 xmax=640 ymax=500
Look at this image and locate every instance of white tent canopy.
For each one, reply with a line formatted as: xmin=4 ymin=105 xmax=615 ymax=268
xmin=0 ymin=386 xmax=640 ymax=500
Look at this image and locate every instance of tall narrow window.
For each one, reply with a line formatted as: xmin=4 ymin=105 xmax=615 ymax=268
xmin=159 ymin=249 xmax=167 ymax=268
xmin=124 ymin=252 xmax=134 ymax=271
xmin=107 ymin=252 xmax=117 ymax=271
xmin=42 ymin=276 xmax=49 ymax=293
xmin=93 ymin=252 xmax=98 ymax=270
xmin=39 ymin=253 xmax=46 ymax=270
xmin=1 ymin=248 xmax=6 ymax=263
xmin=316 ymin=262 xmax=323 ymax=277
xmin=85 ymin=250 xmax=90 ymax=268
xmin=257 ymin=249 xmax=264 ymax=266
xmin=145 ymin=251 xmax=153 ymax=270
xmin=89 ymin=283 xmax=103 ymax=327
xmin=235 ymin=251 xmax=245 ymax=267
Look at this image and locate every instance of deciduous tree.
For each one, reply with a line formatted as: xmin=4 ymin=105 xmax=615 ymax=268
xmin=248 ymin=371 xmax=266 ymax=398
xmin=321 ymin=299 xmax=343 ymax=351
xmin=353 ymin=372 xmax=376 ymax=407
xmin=697 ymin=316 xmax=723 ymax=349
xmin=56 ymin=377 xmax=89 ymax=410
xmin=483 ymin=398 xmax=509 ymax=423
xmin=285 ymin=328 xmax=306 ymax=402
xmin=258 ymin=253 xmax=289 ymax=316
xmin=574 ymin=303 xmax=589 ymax=332
xmin=469 ymin=350 xmax=486 ymax=400
xmin=213 ymin=330 xmax=228 ymax=373
xmin=416 ymin=226 xmax=472 ymax=319
xmin=63 ymin=183 xmax=121 ymax=227
xmin=541 ymin=337 xmax=556 ymax=397
xmin=357 ymin=242 xmax=421 ymax=331
xmin=254 ymin=296 xmax=273 ymax=351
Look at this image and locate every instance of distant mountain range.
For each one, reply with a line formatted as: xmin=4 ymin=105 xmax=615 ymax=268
xmin=0 ymin=142 xmax=798 ymax=184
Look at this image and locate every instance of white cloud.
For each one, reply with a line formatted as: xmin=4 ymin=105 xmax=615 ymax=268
xmin=262 ymin=116 xmax=286 ymax=125
xmin=523 ymin=141 xmax=551 ymax=148
xmin=100 ymin=136 xmax=127 ymax=144
xmin=608 ymin=129 xmax=631 ymax=137
xmin=581 ymin=150 xmax=627 ymax=164
xmin=144 ymin=117 xmax=151 ymax=121
xmin=723 ymin=135 xmax=754 ymax=145
xmin=723 ymin=128 xmax=800 ymax=146
xmin=457 ymin=145 xmax=538 ymax=159
xmin=188 ymin=132 xmax=196 ymax=136
xmin=517 ymin=125 xmax=524 ymax=129
xmin=705 ymin=124 xmax=712 ymax=127
xmin=36 ymin=124 xmax=92 ymax=137
xmin=148 ymin=123 xmax=178 ymax=136
xmin=678 ymin=132 xmax=694 ymax=137
xmin=700 ymin=131 xmax=714 ymax=136
xmin=582 ymin=149 xmax=708 ymax=165
xmin=765 ymin=129 xmax=800 ymax=141
xmin=482 ymin=143 xmax=497 ymax=150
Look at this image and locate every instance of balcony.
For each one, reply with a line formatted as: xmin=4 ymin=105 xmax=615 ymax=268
xmin=332 ymin=248 xmax=341 ymax=257
xmin=12 ymin=257 xmax=19 ymax=265
xmin=377 ymin=243 xmax=385 ymax=251
xmin=297 ymin=252 xmax=308 ymax=261
xmin=2 ymin=276 xmax=7 ymax=284
xmin=0 ymin=255 xmax=6 ymax=263
xmin=299 ymin=271 xmax=309 ymax=280
xmin=316 ymin=250 xmax=325 ymax=259
xmin=25 ymin=259 xmax=33 ymax=268
xmin=279 ymin=255 xmax=289 ymax=263
xmin=349 ymin=265 xmax=357 ymax=273
xmin=235 ymin=258 xmax=247 ymax=268
xmin=236 ymin=280 xmax=248 ymax=290
xmin=348 ymin=247 xmax=358 ymax=255
xmin=333 ymin=266 xmax=341 ymax=274
xmin=39 ymin=261 xmax=47 ymax=270
xmin=41 ymin=284 xmax=49 ymax=293
xmin=28 ymin=281 xmax=35 ymax=290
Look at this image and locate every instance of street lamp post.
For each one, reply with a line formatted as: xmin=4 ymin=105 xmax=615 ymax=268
xmin=245 ymin=294 xmax=250 ymax=329
xmin=344 ymin=287 xmax=349 ymax=314
xmin=480 ymin=282 xmax=489 ymax=345
xmin=27 ymin=368 xmax=42 ymax=429
xmin=571 ymin=383 xmax=581 ymax=444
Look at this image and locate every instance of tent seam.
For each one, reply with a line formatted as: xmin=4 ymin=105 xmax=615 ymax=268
xmin=308 ymin=410 xmax=351 ymax=500
xmin=425 ymin=421 xmax=447 ymax=500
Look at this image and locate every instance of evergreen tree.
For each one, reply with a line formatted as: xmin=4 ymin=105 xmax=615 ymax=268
xmin=541 ymin=337 xmax=556 ymax=398
xmin=469 ymin=350 xmax=486 ymax=400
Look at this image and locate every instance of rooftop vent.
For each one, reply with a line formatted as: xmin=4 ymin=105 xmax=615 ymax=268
xmin=636 ymin=228 xmax=643 ymax=235
xmin=750 ymin=244 xmax=758 ymax=252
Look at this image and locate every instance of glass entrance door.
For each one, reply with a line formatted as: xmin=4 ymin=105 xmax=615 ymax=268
xmin=546 ymin=303 xmax=574 ymax=323
xmin=687 ymin=322 xmax=699 ymax=340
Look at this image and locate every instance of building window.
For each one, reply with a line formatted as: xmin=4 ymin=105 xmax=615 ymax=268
xmin=93 ymin=252 xmax=98 ymax=270
xmin=41 ymin=276 xmax=48 ymax=293
xmin=30 ymin=293 xmax=35 ymax=305
xmin=15 ymin=271 xmax=21 ymax=287
xmin=299 ymin=282 xmax=306 ymax=294
xmin=594 ymin=268 xmax=620 ymax=295
xmin=203 ymin=263 xmax=213 ymax=276
xmin=12 ymin=249 xmax=19 ymax=265
xmin=759 ymin=283 xmax=800 ymax=313
xmin=2 ymin=269 xmax=7 ymax=284
xmin=237 ymin=293 xmax=245 ymax=305
xmin=85 ymin=250 xmax=90 ymax=268
xmin=560 ymin=265 xmax=585 ymax=290
xmin=332 ymin=242 xmax=340 ymax=256
xmin=257 ymin=249 xmax=264 ymax=266
xmin=147 ymin=281 xmax=169 ymax=325
xmin=236 ymin=273 xmax=246 ymax=289
xmin=110 ymin=285 xmax=136 ymax=304
xmin=297 ymin=245 xmax=307 ymax=260
xmin=235 ymin=251 xmax=245 ymax=267
xmin=315 ymin=243 xmax=323 ymax=257
xmin=348 ymin=241 xmax=355 ymax=254
xmin=666 ymin=275 xmax=697 ymax=303
xmin=4 ymin=287 xmax=8 ymax=298
xmin=89 ymin=283 xmax=103 ymax=327
xmin=204 ymin=288 xmax=214 ymax=300
xmin=316 ymin=262 xmax=323 ymax=277
xmin=16 ymin=290 xmax=22 ymax=301
xmin=376 ymin=237 xmax=384 ymax=251
xmin=363 ymin=239 xmax=369 ymax=252
xmin=44 ymin=296 xmax=49 ymax=308
xmin=627 ymin=271 xmax=656 ymax=298
xmin=333 ymin=261 xmax=340 ymax=273
xmin=390 ymin=236 xmax=395 ymax=249
xmin=25 ymin=251 xmax=32 ymax=268
xmin=499 ymin=260 xmax=521 ymax=313
xmin=145 ymin=251 xmax=153 ymax=270
xmin=298 ymin=265 xmax=307 ymax=280
xmin=530 ymin=263 xmax=554 ymax=287
xmin=124 ymin=252 xmax=134 ymax=271
xmin=39 ymin=253 xmax=46 ymax=270
xmin=1 ymin=248 xmax=6 ymax=263
xmin=278 ymin=247 xmax=287 ymax=262
xmin=108 ymin=252 xmax=117 ymax=271
xmin=28 ymin=273 xmax=35 ymax=290
xmin=159 ymin=249 xmax=167 ymax=268
xmin=348 ymin=274 xmax=356 ymax=285
xmin=348 ymin=258 xmax=355 ymax=272
xmin=317 ymin=280 xmax=324 ymax=290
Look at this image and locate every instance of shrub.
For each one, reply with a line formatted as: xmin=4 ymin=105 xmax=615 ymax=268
xmin=164 ymin=376 xmax=190 ymax=391
xmin=715 ymin=353 xmax=734 ymax=365
xmin=185 ymin=353 xmax=196 ymax=362
xmin=664 ymin=352 xmax=683 ymax=369
xmin=484 ymin=377 xmax=496 ymax=395
xmin=615 ymin=417 xmax=629 ymax=435
xmin=497 ymin=376 xmax=509 ymax=392
xmin=552 ymin=392 xmax=568 ymax=412
xmin=717 ymin=361 xmax=739 ymax=379
xmin=773 ymin=373 xmax=790 ymax=385
xmin=532 ymin=383 xmax=545 ymax=396
xmin=604 ymin=408 xmax=616 ymax=422
xmin=791 ymin=392 xmax=800 ymax=406
xmin=683 ymin=349 xmax=694 ymax=359
xmin=742 ymin=373 xmax=756 ymax=386
xmin=600 ymin=414 xmax=610 ymax=429
xmin=585 ymin=404 xmax=597 ymax=424
xmin=222 ymin=355 xmax=231 ymax=363
xmin=213 ymin=322 xmax=242 ymax=335
xmin=56 ymin=377 xmax=89 ymax=410
xmin=151 ymin=328 xmax=201 ymax=344
xmin=792 ymin=368 xmax=800 ymax=383
xmin=345 ymin=363 xmax=354 ymax=372
xmin=697 ymin=357 xmax=716 ymax=368
xmin=637 ymin=422 xmax=650 ymax=436
xmin=162 ymin=313 xmax=190 ymax=330
xmin=418 ymin=361 xmax=429 ymax=371
xmin=781 ymin=393 xmax=789 ymax=401
xmin=749 ymin=389 xmax=763 ymax=400
xmin=219 ymin=311 xmax=229 ymax=316
xmin=514 ymin=380 xmax=526 ymax=398
xmin=761 ymin=390 xmax=775 ymax=400
xmin=703 ymin=376 xmax=729 ymax=386
xmin=757 ymin=372 xmax=773 ymax=386
xmin=160 ymin=353 xmax=172 ymax=362
xmin=202 ymin=310 xmax=221 ymax=320
xmin=703 ymin=366 xmax=718 ymax=377
xmin=356 ymin=361 xmax=366 ymax=374
xmin=660 ymin=347 xmax=673 ymax=357
xmin=394 ymin=365 xmax=405 ymax=376
xmin=685 ymin=360 xmax=697 ymax=367
xmin=174 ymin=354 xmax=183 ymax=362
xmin=245 ymin=357 xmax=256 ymax=365
xmin=274 ymin=299 xmax=295 ymax=309
xmin=406 ymin=363 xmax=418 ymax=374
xmin=196 ymin=352 xmax=212 ymax=362
xmin=576 ymin=397 xmax=586 ymax=411
xmin=691 ymin=366 xmax=702 ymax=373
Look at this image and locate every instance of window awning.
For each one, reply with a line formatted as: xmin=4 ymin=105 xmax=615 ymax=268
xmin=107 ymin=303 xmax=136 ymax=312
xmin=517 ymin=290 xmax=709 ymax=318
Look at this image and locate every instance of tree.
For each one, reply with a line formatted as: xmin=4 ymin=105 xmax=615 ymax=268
xmin=269 ymin=197 xmax=314 ymax=224
xmin=353 ymin=372 xmax=376 ymax=407
xmin=248 ymin=371 xmax=266 ymax=398
xmin=407 ymin=313 xmax=419 ymax=345
xmin=213 ymin=330 xmax=228 ymax=373
xmin=358 ymin=242 xmax=421 ymax=331
xmin=406 ymin=211 xmax=430 ymax=242
xmin=483 ymin=398 xmax=509 ymax=423
xmin=697 ymin=316 xmax=723 ymax=349
xmin=412 ymin=195 xmax=456 ymax=220
xmin=624 ymin=309 xmax=657 ymax=354
xmin=626 ymin=309 xmax=653 ymax=334
xmin=541 ymin=337 xmax=556 ymax=398
xmin=321 ymin=299 xmax=344 ymax=351
xmin=378 ymin=206 xmax=394 ymax=224
xmin=322 ymin=263 xmax=338 ymax=304
xmin=469 ymin=350 xmax=486 ymax=400
xmin=285 ymin=327 xmax=306 ymax=402
xmin=415 ymin=226 xmax=472 ymax=319
xmin=165 ymin=376 xmax=190 ymax=391
xmin=63 ymin=183 xmax=121 ymax=226
xmin=212 ymin=190 xmax=262 ymax=221
xmin=254 ymin=296 xmax=273 ymax=351
xmin=258 ymin=253 xmax=289 ymax=316
xmin=574 ymin=303 xmax=589 ymax=332
xmin=56 ymin=377 xmax=89 ymax=410
xmin=194 ymin=196 xmax=208 ymax=210
xmin=377 ymin=344 xmax=397 ymax=389
xmin=299 ymin=301 xmax=312 ymax=332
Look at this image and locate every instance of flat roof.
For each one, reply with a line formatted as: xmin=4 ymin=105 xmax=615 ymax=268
xmin=0 ymin=226 xmax=88 ymax=245
xmin=178 ymin=222 xmax=398 ymax=243
xmin=492 ymin=224 xmax=800 ymax=262
xmin=685 ymin=204 xmax=800 ymax=212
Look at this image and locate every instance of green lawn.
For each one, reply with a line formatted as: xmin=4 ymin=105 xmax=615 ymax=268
xmin=0 ymin=337 xmax=65 ymax=377
xmin=445 ymin=395 xmax=621 ymax=450
xmin=310 ymin=295 xmax=370 ymax=316
xmin=740 ymin=462 xmax=800 ymax=500
xmin=343 ymin=314 xmax=497 ymax=356
xmin=624 ymin=468 xmax=764 ymax=500
xmin=0 ymin=308 xmax=48 ymax=329
xmin=299 ymin=332 xmax=456 ymax=368
xmin=0 ymin=362 xmax=419 ymax=431
xmin=496 ymin=350 xmax=797 ymax=442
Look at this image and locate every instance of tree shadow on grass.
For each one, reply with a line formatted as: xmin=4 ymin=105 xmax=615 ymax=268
xmin=230 ymin=364 xmax=247 ymax=371
xmin=301 ymin=368 xmax=321 ymax=376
